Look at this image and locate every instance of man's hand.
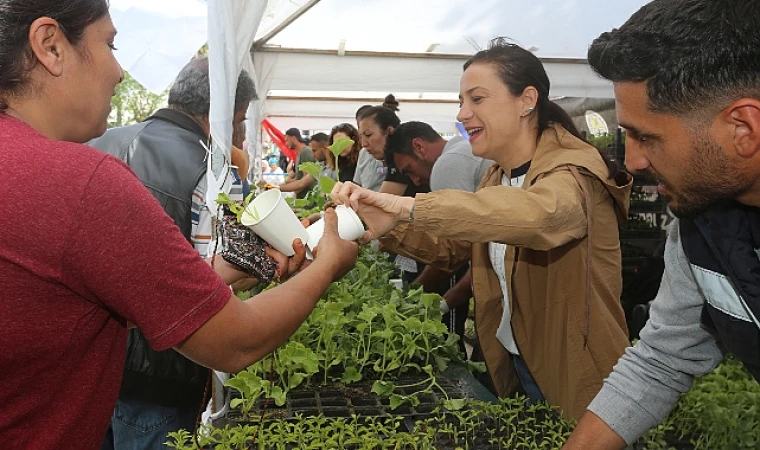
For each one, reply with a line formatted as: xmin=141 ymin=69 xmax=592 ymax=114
xmin=266 ymin=238 xmax=309 ymax=279
xmin=330 ymin=182 xmax=413 ymax=242
xmin=312 ymin=208 xmax=359 ymax=281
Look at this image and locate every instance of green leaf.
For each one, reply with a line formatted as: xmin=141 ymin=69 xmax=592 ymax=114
xmin=230 ymin=398 xmax=245 ymax=409
xmin=319 ymin=176 xmax=336 ymax=194
xmin=299 ymin=161 xmax=323 ymax=179
xmin=371 ymin=380 xmax=396 ymax=397
xmin=389 ymin=394 xmax=406 ymax=410
xmin=443 ymin=399 xmax=467 ymax=411
xmin=270 ymin=386 xmax=287 ymax=407
xmin=328 ymin=137 xmax=354 ymax=158
xmin=341 ymin=366 xmax=362 ymax=384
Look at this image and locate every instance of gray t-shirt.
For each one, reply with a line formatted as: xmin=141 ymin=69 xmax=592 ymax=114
xmin=429 ymin=136 xmax=493 ymax=192
xmin=352 ymin=148 xmax=386 ymax=192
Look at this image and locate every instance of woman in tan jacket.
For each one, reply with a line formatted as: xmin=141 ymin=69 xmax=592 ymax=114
xmin=331 ymin=39 xmax=633 ymax=420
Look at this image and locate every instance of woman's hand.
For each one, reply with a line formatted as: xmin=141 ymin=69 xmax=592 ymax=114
xmin=330 ymin=182 xmax=413 ymax=242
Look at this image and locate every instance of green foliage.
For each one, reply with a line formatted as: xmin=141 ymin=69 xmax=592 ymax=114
xmin=226 ymin=246 xmax=471 ymax=415
xmin=167 ymin=397 xmax=574 ymax=449
xmin=640 ymin=356 xmax=760 ymax=449
xmin=217 ymin=192 xmax=258 ymax=223
xmin=110 ymin=71 xmax=168 ymax=128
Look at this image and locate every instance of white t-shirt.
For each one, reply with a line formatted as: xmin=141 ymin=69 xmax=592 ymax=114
xmin=489 ymin=171 xmax=526 ymax=355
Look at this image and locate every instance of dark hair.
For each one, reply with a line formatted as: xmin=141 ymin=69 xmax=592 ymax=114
xmin=168 ymin=56 xmax=257 ymax=117
xmin=385 ymin=121 xmax=442 ymax=166
xmin=330 ymin=122 xmax=360 ymax=168
xmin=588 ymin=0 xmax=760 ymax=116
xmin=0 ymin=0 xmax=110 ymax=110
xmin=382 ymin=94 xmax=399 ymax=112
xmin=310 ymin=132 xmax=329 ymax=144
xmin=358 ymin=105 xmax=401 ymax=133
xmin=466 ymin=38 xmax=618 ymax=178
xmin=355 ymin=104 xmax=372 ymax=120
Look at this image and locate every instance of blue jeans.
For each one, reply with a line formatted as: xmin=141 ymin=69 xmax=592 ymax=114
xmin=100 ymin=396 xmax=199 ymax=450
xmin=512 ymin=354 xmax=545 ymax=405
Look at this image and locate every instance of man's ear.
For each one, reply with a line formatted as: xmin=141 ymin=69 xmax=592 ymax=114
xmin=412 ymin=137 xmax=425 ymax=158
xmin=724 ymin=99 xmax=760 ymax=159
xmin=28 ymin=17 xmax=67 ymax=77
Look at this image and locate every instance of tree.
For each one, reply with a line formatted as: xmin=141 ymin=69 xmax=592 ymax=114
xmin=109 ymin=71 xmax=168 ymax=128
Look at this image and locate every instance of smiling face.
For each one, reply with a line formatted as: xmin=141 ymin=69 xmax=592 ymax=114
xmin=457 ymin=63 xmax=524 ymax=161
xmin=615 ymin=82 xmax=753 ymax=218
xmin=358 ymin=117 xmax=391 ymax=160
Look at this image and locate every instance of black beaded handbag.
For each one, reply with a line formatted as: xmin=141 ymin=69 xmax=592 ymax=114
xmin=215 ymin=205 xmax=276 ymax=285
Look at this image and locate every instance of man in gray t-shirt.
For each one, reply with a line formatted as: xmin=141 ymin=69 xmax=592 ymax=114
xmin=386 ymin=121 xmax=492 ymax=192
xmin=385 ymin=120 xmax=493 ymax=348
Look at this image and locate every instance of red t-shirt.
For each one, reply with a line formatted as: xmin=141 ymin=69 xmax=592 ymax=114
xmin=0 ymin=114 xmax=231 ymax=449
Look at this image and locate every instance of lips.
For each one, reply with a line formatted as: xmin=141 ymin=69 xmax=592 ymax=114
xmin=466 ymin=127 xmax=484 ymax=142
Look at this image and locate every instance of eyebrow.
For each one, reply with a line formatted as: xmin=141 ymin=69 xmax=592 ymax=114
xmin=459 ymin=86 xmax=487 ymax=100
xmin=619 ymin=122 xmax=661 ymax=140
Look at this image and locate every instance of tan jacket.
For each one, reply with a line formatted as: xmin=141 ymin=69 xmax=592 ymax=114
xmin=382 ymin=125 xmax=632 ymax=420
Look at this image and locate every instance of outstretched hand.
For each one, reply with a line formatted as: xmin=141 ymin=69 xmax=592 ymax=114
xmin=313 ymin=208 xmax=359 ymax=281
xmin=329 ymin=182 xmax=413 ymax=242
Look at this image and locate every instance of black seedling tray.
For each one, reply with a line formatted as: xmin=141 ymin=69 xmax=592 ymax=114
xmin=224 ymin=374 xmax=474 ymax=424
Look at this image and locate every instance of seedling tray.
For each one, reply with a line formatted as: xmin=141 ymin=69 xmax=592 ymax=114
xmin=220 ymin=365 xmax=497 ymax=426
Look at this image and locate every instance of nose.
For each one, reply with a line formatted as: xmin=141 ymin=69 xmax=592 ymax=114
xmin=117 ymin=64 xmax=125 ymax=84
xmin=456 ymin=103 xmax=472 ymax=123
xmin=361 ymin=135 xmax=370 ymax=149
xmin=623 ymin=140 xmax=651 ymax=172
xmin=410 ymin=174 xmax=421 ymax=186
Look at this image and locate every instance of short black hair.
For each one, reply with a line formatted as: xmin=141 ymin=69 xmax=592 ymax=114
xmin=385 ymin=121 xmax=442 ymax=166
xmin=588 ymin=0 xmax=760 ymax=116
xmin=285 ymin=127 xmax=304 ymax=142
xmin=310 ymin=132 xmax=329 ymax=144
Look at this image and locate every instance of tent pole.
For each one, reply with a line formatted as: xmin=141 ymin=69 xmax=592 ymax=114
xmin=254 ymin=0 xmax=321 ymax=49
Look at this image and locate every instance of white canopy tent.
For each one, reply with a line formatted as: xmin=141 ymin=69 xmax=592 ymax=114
xmin=111 ymin=0 xmax=646 ymax=128
xmin=110 ymin=0 xmax=647 ymax=180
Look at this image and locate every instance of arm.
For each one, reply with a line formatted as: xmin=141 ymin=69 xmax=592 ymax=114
xmin=442 ymin=268 xmax=472 ymax=310
xmin=563 ymin=222 xmax=724 ymax=448
xmin=413 ymin=168 xmax=588 ymax=250
xmin=177 ymin=210 xmax=357 ymax=373
xmin=380 ymin=180 xmax=407 ymax=195
xmin=279 ymin=174 xmax=316 ymax=194
xmin=412 ymin=265 xmax=455 ymax=295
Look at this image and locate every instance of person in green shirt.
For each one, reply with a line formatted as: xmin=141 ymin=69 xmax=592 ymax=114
xmin=280 ymin=127 xmax=317 ymax=198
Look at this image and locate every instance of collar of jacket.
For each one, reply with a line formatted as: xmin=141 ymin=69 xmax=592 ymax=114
xmin=145 ymin=108 xmax=208 ymax=142
xmin=481 ymin=123 xmax=632 ymax=222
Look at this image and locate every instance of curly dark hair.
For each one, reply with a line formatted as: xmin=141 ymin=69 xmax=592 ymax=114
xmin=329 ymin=122 xmax=361 ymax=170
xmin=588 ymin=0 xmax=760 ymax=116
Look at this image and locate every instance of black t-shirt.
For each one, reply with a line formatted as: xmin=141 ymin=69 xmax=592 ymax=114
xmin=386 ymin=165 xmax=430 ymax=197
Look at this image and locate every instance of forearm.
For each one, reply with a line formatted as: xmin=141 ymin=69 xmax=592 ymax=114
xmin=443 ymin=268 xmax=472 ymax=309
xmin=236 ymin=261 xmax=336 ymax=362
xmin=562 ymin=412 xmax=626 ymax=450
xmin=205 ymin=256 xmax=249 ymax=285
xmin=380 ymin=181 xmax=407 ymax=195
xmin=279 ymin=175 xmax=313 ymax=193
xmin=413 ymin=266 xmax=454 ymax=295
xmin=412 ymin=171 xmax=587 ymax=250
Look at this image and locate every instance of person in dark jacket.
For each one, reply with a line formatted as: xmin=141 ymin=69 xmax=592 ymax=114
xmin=564 ymin=1 xmax=760 ymax=448
xmin=90 ymin=56 xmax=262 ymax=450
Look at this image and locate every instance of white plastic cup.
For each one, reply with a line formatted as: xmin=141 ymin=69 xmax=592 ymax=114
xmin=239 ymin=189 xmax=309 ymax=257
xmin=305 ymin=205 xmax=366 ymax=251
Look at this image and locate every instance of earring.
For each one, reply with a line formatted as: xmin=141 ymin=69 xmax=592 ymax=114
xmin=522 ymin=107 xmax=535 ymax=117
